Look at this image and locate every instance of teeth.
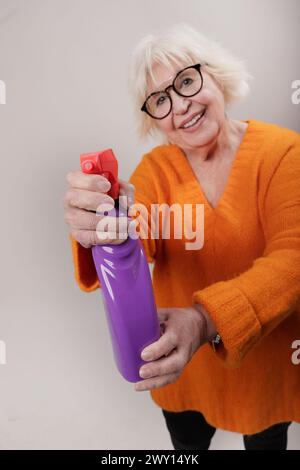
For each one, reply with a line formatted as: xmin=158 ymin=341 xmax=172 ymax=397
xmin=182 ymin=109 xmax=205 ymax=129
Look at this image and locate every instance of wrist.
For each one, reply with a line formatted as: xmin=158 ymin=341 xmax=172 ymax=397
xmin=193 ymin=303 xmax=219 ymax=343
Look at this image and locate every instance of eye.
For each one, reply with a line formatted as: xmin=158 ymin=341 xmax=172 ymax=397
xmin=156 ymin=95 xmax=166 ymax=106
xmin=181 ymin=77 xmax=193 ymax=87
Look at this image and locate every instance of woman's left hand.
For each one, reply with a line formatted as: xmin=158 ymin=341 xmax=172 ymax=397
xmin=134 ymin=306 xmax=216 ymax=392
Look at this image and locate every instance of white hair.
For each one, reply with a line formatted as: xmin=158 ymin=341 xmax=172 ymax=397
xmin=128 ymin=23 xmax=253 ymax=141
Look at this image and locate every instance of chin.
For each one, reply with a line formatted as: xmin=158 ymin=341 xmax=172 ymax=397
xmin=183 ymin=129 xmax=212 ymax=146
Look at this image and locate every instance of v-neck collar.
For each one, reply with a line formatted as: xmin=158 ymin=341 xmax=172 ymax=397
xmin=170 ymin=119 xmax=258 ymax=213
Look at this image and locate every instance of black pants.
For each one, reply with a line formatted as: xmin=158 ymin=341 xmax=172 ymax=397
xmin=162 ymin=409 xmax=291 ymax=450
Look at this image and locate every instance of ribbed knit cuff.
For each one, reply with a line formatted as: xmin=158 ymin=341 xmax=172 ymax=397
xmin=192 ymin=282 xmax=262 ymax=368
xmin=70 ymin=236 xmax=100 ymax=292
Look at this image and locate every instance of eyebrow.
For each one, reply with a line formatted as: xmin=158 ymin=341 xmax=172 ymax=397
xmin=148 ymin=69 xmax=178 ymax=96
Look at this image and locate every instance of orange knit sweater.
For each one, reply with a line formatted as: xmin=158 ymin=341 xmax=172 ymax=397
xmin=70 ymin=120 xmax=300 ymax=434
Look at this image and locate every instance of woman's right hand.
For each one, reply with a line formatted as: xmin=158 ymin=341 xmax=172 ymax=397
xmin=63 ymin=170 xmax=135 ymax=249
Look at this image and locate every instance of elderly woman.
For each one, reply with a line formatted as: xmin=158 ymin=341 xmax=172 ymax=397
xmin=64 ymin=24 xmax=300 ymax=450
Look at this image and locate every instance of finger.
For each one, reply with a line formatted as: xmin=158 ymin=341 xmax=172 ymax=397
xmin=64 ymin=207 xmax=104 ymax=231
xmin=157 ymin=308 xmax=170 ymax=323
xmin=139 ymin=349 xmax=186 ymax=379
xmin=119 ymin=180 xmax=135 ymax=208
xmin=64 ymin=207 xmax=131 ymax=232
xmin=119 ymin=179 xmax=135 ymax=195
xmin=95 ymin=216 xmax=134 ymax=245
xmin=70 ymin=229 xmax=128 ymax=247
xmin=141 ymin=330 xmax=178 ymax=362
xmin=66 ymin=170 xmax=111 ymax=193
xmin=95 ymin=231 xmax=129 ymax=243
xmin=134 ymin=371 xmax=180 ymax=392
xmin=65 ymin=188 xmax=114 ymax=211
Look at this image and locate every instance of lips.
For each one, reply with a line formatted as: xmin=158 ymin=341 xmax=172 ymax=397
xmin=179 ymin=108 xmax=206 ymax=129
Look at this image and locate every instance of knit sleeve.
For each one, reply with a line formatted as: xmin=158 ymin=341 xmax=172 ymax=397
xmin=69 ymin=234 xmax=99 ymax=292
xmin=69 ymin=154 xmax=157 ymax=292
xmin=192 ymin=137 xmax=300 ymax=368
xmin=128 ymin=155 xmax=157 ymax=263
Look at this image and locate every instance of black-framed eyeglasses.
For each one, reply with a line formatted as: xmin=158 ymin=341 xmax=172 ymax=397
xmin=141 ymin=63 xmax=205 ymax=120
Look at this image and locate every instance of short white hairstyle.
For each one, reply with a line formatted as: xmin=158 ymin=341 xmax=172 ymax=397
xmin=128 ymin=23 xmax=253 ymax=141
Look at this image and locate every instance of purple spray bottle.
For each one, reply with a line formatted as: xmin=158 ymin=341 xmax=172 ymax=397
xmin=80 ymin=149 xmax=161 ymax=382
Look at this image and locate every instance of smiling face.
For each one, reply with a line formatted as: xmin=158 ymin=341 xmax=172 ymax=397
xmin=147 ymin=62 xmax=227 ymax=151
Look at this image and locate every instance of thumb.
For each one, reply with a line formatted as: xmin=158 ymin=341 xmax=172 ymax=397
xmin=119 ymin=179 xmax=135 ymax=208
xmin=157 ymin=308 xmax=170 ymax=323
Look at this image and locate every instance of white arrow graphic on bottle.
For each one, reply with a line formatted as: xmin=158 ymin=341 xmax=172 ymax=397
xmin=100 ymin=263 xmax=116 ymax=301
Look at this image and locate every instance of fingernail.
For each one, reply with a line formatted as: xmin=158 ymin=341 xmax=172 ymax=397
xmin=99 ymin=180 xmax=111 ymax=191
xmin=141 ymin=350 xmax=151 ymax=360
xmin=139 ymin=368 xmax=147 ymax=378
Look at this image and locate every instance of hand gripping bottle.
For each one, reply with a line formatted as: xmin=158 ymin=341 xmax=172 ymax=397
xmin=80 ymin=149 xmax=161 ymax=382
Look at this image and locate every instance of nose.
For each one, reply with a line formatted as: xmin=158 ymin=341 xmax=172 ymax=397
xmin=169 ymin=88 xmax=190 ymax=115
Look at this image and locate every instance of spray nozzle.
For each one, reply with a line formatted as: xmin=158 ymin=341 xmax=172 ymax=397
xmin=80 ymin=149 xmax=119 ymax=200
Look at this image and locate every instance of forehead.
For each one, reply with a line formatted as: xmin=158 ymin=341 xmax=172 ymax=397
xmin=146 ymin=62 xmax=185 ymax=94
